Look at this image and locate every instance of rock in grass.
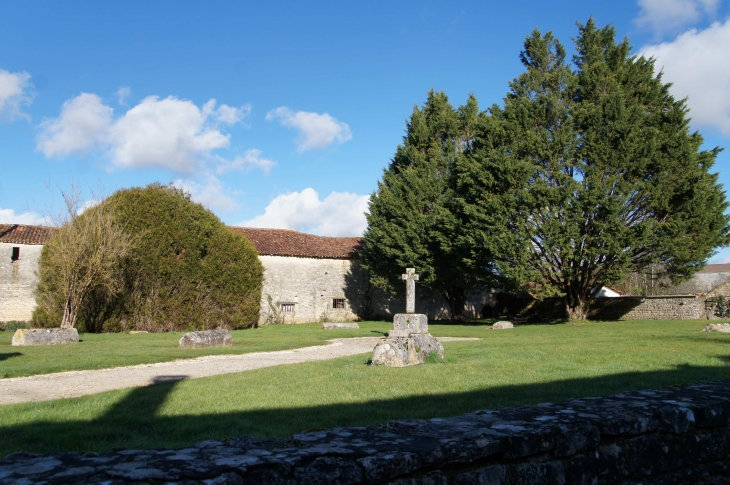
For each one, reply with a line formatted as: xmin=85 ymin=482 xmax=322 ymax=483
xmin=179 ymin=329 xmax=232 ymax=348
xmin=702 ymin=323 xmax=730 ymax=333
xmin=129 ymin=330 xmax=149 ymax=334
xmin=371 ymin=334 xmax=444 ymax=367
xmin=12 ymin=328 xmax=79 ymax=346
xmin=492 ymin=321 xmax=514 ymax=329
xmin=322 ymin=322 xmax=359 ymax=329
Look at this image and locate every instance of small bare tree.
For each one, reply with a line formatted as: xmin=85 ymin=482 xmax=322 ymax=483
xmin=39 ymin=184 xmax=133 ymax=329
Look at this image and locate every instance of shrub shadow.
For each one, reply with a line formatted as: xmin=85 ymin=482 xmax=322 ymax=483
xmin=0 ymin=352 xmax=22 ymax=362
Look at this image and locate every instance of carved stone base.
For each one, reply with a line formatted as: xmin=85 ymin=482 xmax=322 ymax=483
xmin=389 ymin=313 xmax=428 ymax=338
xmin=179 ymin=329 xmax=232 ymax=348
xmin=371 ymin=334 xmax=444 ymax=367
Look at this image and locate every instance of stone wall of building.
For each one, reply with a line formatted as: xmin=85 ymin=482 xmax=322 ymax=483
xmin=0 ymin=242 xmax=42 ymax=322
xmin=258 ymin=256 xmax=490 ymax=324
xmin=4 ymin=380 xmax=730 ymax=483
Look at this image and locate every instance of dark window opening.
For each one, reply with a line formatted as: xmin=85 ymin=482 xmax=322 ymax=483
xmin=281 ymin=303 xmax=295 ymax=313
xmin=11 ymin=247 xmax=19 ymax=262
xmin=333 ymin=298 xmax=346 ymax=309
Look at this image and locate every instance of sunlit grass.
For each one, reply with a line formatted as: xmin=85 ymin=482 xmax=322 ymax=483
xmin=2 ymin=319 xmax=729 ymax=456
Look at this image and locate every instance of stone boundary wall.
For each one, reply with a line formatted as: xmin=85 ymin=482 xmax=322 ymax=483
xmin=590 ymin=295 xmax=705 ymax=320
xmin=3 ymin=380 xmax=730 ymax=484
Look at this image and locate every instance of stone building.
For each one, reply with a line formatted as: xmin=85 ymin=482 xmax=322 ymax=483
xmin=0 ymin=224 xmax=489 ymax=325
xmin=0 ymin=224 xmax=56 ymax=322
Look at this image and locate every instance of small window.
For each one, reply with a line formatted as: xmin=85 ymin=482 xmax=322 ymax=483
xmin=11 ymin=247 xmax=19 ymax=262
xmin=332 ymin=298 xmax=346 ymax=309
xmin=281 ymin=303 xmax=295 ymax=313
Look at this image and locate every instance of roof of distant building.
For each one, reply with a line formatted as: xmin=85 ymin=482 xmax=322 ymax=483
xmin=230 ymin=227 xmax=361 ymax=259
xmin=0 ymin=223 xmax=364 ymax=259
xmin=0 ymin=224 xmax=57 ymax=245
xmin=699 ymin=264 xmax=730 ymax=274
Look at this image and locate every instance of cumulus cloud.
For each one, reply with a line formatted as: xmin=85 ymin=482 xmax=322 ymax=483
xmin=0 ymin=208 xmax=50 ymax=225
xmin=37 ymin=94 xmax=265 ymax=174
xmin=172 ymin=175 xmax=238 ymax=212
xmin=37 ymin=93 xmax=113 ymax=157
xmin=266 ymin=107 xmax=352 ymax=152
xmin=0 ymin=68 xmax=33 ymax=122
xmin=240 ymin=188 xmax=369 ymax=236
xmin=215 ymin=149 xmax=276 ymax=175
xmin=636 ymin=0 xmax=719 ymax=35
xmin=640 ymin=19 xmax=730 ymax=135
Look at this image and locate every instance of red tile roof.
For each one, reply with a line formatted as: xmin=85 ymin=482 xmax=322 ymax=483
xmin=0 ymin=224 xmax=57 ymax=245
xmin=699 ymin=264 xmax=730 ymax=273
xmin=231 ymin=227 xmax=362 ymax=259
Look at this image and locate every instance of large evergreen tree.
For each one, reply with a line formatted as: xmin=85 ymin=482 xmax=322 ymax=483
xmin=362 ymin=90 xmax=495 ymax=319
xmin=459 ymin=19 xmax=730 ymax=320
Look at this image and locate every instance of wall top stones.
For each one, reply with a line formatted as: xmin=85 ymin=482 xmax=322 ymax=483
xmin=3 ymin=379 xmax=730 ymax=483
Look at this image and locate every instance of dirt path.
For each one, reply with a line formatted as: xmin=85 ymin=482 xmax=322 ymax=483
xmin=0 ymin=337 xmax=478 ymax=405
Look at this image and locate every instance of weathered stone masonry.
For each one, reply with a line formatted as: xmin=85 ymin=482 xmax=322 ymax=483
xmin=3 ymin=380 xmax=730 ymax=483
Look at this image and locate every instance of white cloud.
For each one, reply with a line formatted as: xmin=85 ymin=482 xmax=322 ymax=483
xmin=636 ymin=0 xmax=719 ymax=35
xmin=37 ymin=93 xmax=113 ymax=157
xmin=640 ymin=19 xmax=730 ymax=135
xmin=116 ymin=86 xmax=131 ymax=105
xmin=0 ymin=208 xmax=50 ymax=226
xmin=0 ymin=68 xmax=33 ymax=122
xmin=172 ymin=175 xmax=238 ymax=212
xmin=215 ymin=149 xmax=276 ymax=175
xmin=241 ymin=188 xmax=369 ymax=236
xmin=76 ymin=199 xmax=101 ymax=216
xmin=266 ymin=107 xmax=352 ymax=152
xmin=37 ymin=94 xmax=266 ymax=174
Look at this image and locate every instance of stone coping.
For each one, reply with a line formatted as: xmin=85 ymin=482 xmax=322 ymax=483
xmin=2 ymin=380 xmax=730 ymax=483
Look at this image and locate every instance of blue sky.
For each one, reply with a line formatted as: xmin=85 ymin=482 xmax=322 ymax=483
xmin=2 ymin=1 xmax=730 ymax=261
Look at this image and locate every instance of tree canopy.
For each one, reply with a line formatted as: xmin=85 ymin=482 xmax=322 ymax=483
xmin=364 ymin=19 xmax=729 ymax=321
xmin=458 ymin=19 xmax=730 ymax=319
xmin=34 ymin=184 xmax=263 ymax=331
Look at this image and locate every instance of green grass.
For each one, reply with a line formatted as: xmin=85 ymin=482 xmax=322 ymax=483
xmin=1 ymin=319 xmax=730 ymax=457
xmin=0 ymin=321 xmax=396 ymax=378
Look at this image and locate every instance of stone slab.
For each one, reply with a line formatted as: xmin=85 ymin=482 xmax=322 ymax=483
xmin=179 ymin=329 xmax=232 ymax=349
xmin=492 ymin=321 xmax=514 ymax=329
xmin=11 ymin=328 xmax=79 ymax=346
xmin=390 ymin=313 xmax=428 ymax=337
xmin=371 ymin=334 xmax=444 ymax=367
xmin=703 ymin=323 xmax=730 ymax=333
xmin=129 ymin=330 xmax=149 ymax=334
xmin=322 ymin=322 xmax=360 ymax=329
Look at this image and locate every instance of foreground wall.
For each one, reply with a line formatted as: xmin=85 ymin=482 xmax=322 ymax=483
xmin=3 ymin=379 xmax=730 ymax=483
xmin=0 ymin=242 xmax=42 ymax=322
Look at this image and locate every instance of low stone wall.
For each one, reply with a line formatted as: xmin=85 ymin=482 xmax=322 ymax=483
xmin=3 ymin=380 xmax=730 ymax=484
xmin=590 ymin=295 xmax=705 ymax=320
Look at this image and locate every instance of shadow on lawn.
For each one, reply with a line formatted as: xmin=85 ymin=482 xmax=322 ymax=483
xmin=3 ymin=362 xmax=730 ymax=457
xmin=0 ymin=352 xmax=22 ymax=362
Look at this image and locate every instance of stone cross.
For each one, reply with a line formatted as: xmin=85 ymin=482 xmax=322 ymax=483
xmin=402 ymin=268 xmax=419 ymax=313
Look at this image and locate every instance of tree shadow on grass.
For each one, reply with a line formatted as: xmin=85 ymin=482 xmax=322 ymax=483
xmin=2 ymin=363 xmax=730 ymax=457
xmin=0 ymin=352 xmax=22 ymax=362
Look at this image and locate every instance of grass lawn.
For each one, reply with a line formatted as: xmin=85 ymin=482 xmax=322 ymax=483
xmin=1 ymin=319 xmax=729 ymax=456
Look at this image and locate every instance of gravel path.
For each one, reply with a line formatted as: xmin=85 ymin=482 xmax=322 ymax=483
xmin=0 ymin=336 xmax=478 ymax=405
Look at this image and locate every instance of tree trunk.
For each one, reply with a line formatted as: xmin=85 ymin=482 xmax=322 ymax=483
xmin=564 ymin=297 xmax=590 ymax=321
xmin=442 ymin=286 xmax=466 ymax=321
xmin=60 ymin=297 xmax=77 ymax=329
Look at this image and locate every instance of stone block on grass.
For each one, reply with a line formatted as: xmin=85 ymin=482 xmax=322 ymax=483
xmin=179 ymin=329 xmax=232 ymax=349
xmin=322 ymin=322 xmax=360 ymax=329
xmin=371 ymin=334 xmax=444 ymax=367
xmin=12 ymin=328 xmax=79 ymax=346
xmin=129 ymin=330 xmax=149 ymax=334
xmin=702 ymin=323 xmax=730 ymax=333
xmin=492 ymin=321 xmax=514 ymax=329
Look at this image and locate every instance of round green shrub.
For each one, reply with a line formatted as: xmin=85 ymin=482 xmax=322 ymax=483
xmin=34 ymin=184 xmax=263 ymax=332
